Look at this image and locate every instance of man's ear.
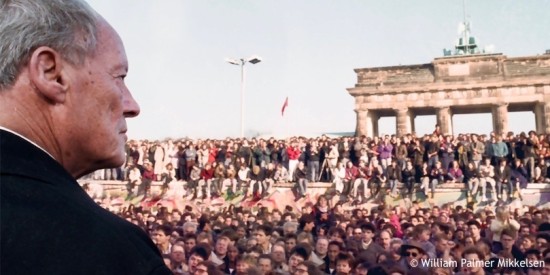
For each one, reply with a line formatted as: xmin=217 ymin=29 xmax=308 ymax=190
xmin=28 ymin=46 xmax=69 ymax=104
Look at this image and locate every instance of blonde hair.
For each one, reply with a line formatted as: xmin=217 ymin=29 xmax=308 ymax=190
xmin=252 ymin=165 xmax=260 ymax=175
xmin=496 ymin=206 xmax=509 ymax=221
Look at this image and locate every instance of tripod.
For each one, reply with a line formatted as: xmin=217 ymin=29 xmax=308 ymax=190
xmin=317 ymin=158 xmax=326 ymax=182
xmin=318 ymin=158 xmax=336 ymax=182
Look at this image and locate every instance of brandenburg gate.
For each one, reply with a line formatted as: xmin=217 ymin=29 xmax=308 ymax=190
xmin=347 ymin=53 xmax=550 ymax=137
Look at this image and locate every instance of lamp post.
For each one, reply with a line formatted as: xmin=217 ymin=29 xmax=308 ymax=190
xmin=225 ymin=55 xmax=262 ymax=138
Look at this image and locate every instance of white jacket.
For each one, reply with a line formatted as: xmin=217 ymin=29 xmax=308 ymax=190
xmin=490 ymin=218 xmax=520 ymax=242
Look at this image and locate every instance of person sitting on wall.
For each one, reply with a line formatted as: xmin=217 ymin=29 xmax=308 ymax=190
xmin=446 ymin=160 xmax=464 ymax=184
xmin=198 ymin=163 xmax=214 ymax=200
xmin=510 ymin=158 xmax=528 ymax=201
xmin=274 ymin=163 xmax=289 ymax=183
xmin=386 ymin=159 xmax=402 ymax=198
xmin=293 ymin=161 xmax=308 ymax=201
xmin=464 ymin=160 xmax=482 ymax=202
xmin=428 ymin=161 xmax=446 ymax=199
xmin=249 ymin=165 xmax=266 ymax=201
xmin=479 ymin=157 xmax=497 ymax=202
xmin=188 ymin=165 xmax=201 ymax=200
xmin=494 ymin=158 xmax=512 ymax=201
xmin=353 ymin=160 xmax=371 ymax=203
xmin=369 ymin=158 xmax=386 ymax=201
xmin=343 ymin=161 xmax=359 ymax=199
xmin=401 ymin=160 xmax=416 ymax=198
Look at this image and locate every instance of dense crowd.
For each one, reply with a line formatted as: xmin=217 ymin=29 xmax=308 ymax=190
xmin=87 ymin=126 xmax=550 ymax=204
xmin=117 ymin=194 xmax=550 ymax=275
xmin=84 ymin=127 xmax=550 ymax=274
xmin=4 ymin=1 xmax=550 ymax=273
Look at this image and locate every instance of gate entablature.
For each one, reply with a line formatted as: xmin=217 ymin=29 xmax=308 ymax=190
xmin=348 ymin=53 xmax=550 ymax=137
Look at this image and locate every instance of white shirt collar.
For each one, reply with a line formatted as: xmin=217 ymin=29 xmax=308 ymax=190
xmin=0 ymin=126 xmax=55 ymax=159
xmin=362 ymin=239 xmax=372 ymax=248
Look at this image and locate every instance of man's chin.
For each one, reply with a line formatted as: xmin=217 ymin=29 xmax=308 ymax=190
xmin=93 ymin=153 xmax=126 ymax=171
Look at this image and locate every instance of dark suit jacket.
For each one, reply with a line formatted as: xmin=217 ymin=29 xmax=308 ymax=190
xmin=0 ymin=130 xmax=172 ymax=274
xmin=356 ymin=240 xmax=384 ymax=266
xmin=494 ymin=165 xmax=512 ymax=183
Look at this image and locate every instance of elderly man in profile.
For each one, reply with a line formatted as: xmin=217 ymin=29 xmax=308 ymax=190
xmin=0 ymin=0 xmax=171 ymax=274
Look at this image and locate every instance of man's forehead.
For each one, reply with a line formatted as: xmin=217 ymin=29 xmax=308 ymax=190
xmin=92 ymin=19 xmax=127 ymax=69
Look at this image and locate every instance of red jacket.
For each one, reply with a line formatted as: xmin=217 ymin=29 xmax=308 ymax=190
xmin=345 ymin=166 xmax=359 ymax=181
xmin=200 ymin=167 xmax=214 ymax=180
xmin=287 ymin=146 xmax=301 ymax=160
xmin=142 ymin=169 xmax=155 ymax=180
xmin=208 ymin=147 xmax=218 ymax=164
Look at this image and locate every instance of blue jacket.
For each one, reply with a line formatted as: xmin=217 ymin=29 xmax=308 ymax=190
xmin=490 ymin=142 xmax=509 ymax=158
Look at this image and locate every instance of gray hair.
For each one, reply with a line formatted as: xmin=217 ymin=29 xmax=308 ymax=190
xmin=390 ymin=238 xmax=403 ymax=246
xmin=182 ymin=221 xmax=198 ymax=230
xmin=283 ymin=221 xmax=299 ymax=230
xmin=0 ymin=0 xmax=99 ymax=90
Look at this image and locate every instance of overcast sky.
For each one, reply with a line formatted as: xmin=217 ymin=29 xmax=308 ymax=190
xmin=87 ymin=0 xmax=549 ymax=140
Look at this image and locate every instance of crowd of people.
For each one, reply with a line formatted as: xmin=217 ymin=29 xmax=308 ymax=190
xmin=87 ymin=127 xmax=550 ymax=205
xmin=87 ymin=128 xmax=550 ymax=274
xmin=4 ymin=0 xmax=550 ymax=273
xmin=117 ymin=192 xmax=550 ymax=275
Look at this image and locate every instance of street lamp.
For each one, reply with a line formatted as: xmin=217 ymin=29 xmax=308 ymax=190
xmin=225 ymin=55 xmax=262 ymax=138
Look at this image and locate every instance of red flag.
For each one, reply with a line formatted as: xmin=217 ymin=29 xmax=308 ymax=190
xmin=281 ymin=97 xmax=288 ymax=116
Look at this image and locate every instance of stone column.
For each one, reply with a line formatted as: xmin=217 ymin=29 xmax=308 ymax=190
xmin=395 ymin=107 xmax=412 ymax=137
xmin=535 ymin=103 xmax=544 ymax=134
xmin=436 ymin=106 xmax=453 ymax=135
xmin=410 ymin=114 xmax=416 ymax=135
xmin=355 ymin=109 xmax=368 ymax=137
xmin=535 ymin=102 xmax=550 ymax=134
xmin=492 ymin=103 xmax=509 ymax=135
